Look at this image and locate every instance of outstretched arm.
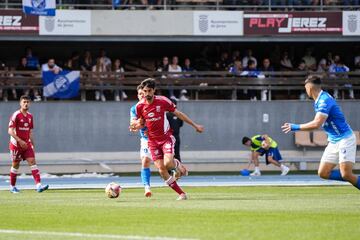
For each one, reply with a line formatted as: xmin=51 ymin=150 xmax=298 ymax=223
xmin=281 ymin=113 xmax=327 ymax=134
xmin=173 ymin=109 xmax=204 ymax=133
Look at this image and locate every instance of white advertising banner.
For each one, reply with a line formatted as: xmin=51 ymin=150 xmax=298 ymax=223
xmin=39 ymin=10 xmax=91 ymax=35
xmin=343 ymin=11 xmax=360 ymax=36
xmin=193 ymin=11 xmax=243 ymax=36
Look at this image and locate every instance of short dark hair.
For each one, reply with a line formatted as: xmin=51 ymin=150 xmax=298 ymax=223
xmin=136 ymin=84 xmax=143 ymax=91
xmin=141 ymin=78 xmax=156 ymax=89
xmin=242 ymin=136 xmax=251 ymax=145
xmin=20 ymin=95 xmax=31 ymax=101
xmin=305 ymin=75 xmax=322 ymax=85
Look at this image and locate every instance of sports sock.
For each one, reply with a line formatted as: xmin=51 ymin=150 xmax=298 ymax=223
xmin=10 ymin=167 xmax=18 ymax=187
xmin=355 ymin=177 xmax=360 ymax=190
xmin=329 ymin=169 xmax=344 ymax=181
xmin=254 ymin=167 xmax=260 ymax=172
xmin=165 ymin=176 xmax=185 ymax=195
xmin=141 ymin=168 xmax=151 ymax=187
xmin=30 ymin=165 xmax=41 ymax=185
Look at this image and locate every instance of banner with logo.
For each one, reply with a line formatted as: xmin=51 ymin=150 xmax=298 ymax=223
xmin=39 ymin=10 xmax=91 ymax=35
xmin=193 ymin=11 xmax=243 ymax=36
xmin=23 ymin=0 xmax=56 ymax=16
xmin=42 ymin=70 xmax=80 ymax=99
xmin=244 ymin=12 xmax=342 ymax=35
xmin=343 ymin=11 xmax=360 ymax=36
xmin=0 ymin=10 xmax=38 ymax=35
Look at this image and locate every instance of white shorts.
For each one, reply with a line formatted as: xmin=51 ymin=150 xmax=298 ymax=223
xmin=321 ymin=133 xmax=357 ymax=165
xmin=140 ymin=138 xmax=151 ymax=159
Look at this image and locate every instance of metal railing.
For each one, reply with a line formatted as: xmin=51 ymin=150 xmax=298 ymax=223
xmin=0 ymin=0 xmax=359 ymax=11
xmin=0 ymin=70 xmax=359 ymax=101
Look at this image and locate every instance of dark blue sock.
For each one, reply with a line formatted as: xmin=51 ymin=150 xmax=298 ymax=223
xmin=356 ymin=177 xmax=360 ymax=190
xmin=329 ymin=169 xmax=344 ymax=182
xmin=141 ymin=168 xmax=151 ymax=187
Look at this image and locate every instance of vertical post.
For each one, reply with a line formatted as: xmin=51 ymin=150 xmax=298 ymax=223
xmin=216 ymin=0 xmax=220 ymax=10
xmin=268 ymin=0 xmax=271 ymax=11
xmin=5 ymin=0 xmax=8 ymax=9
xmin=320 ymin=0 xmax=323 ymax=11
xmin=164 ymin=0 xmax=167 ymax=10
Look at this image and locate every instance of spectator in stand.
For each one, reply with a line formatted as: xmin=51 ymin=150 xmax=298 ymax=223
xmin=353 ymin=47 xmax=360 ymax=72
xmin=65 ymin=51 xmax=81 ymax=70
xmin=80 ymin=50 xmax=94 ymax=71
xmin=112 ymin=59 xmax=127 ymax=102
xmin=182 ymin=58 xmax=195 ymax=78
xmin=167 ymin=56 xmax=182 ymax=100
xmin=302 ymin=48 xmax=317 ymax=71
xmin=25 ymin=47 xmax=40 ymax=70
xmin=260 ymin=58 xmax=274 ymax=101
xmin=92 ymin=57 xmax=109 ymax=102
xmin=231 ymin=50 xmax=241 ymax=62
xmin=229 ymin=59 xmax=243 ymax=76
xmin=317 ymin=58 xmax=329 ymax=73
xmin=242 ymin=49 xmax=258 ymax=69
xmin=41 ymin=58 xmax=62 ymax=74
xmin=241 ymin=59 xmax=263 ymax=101
xmin=157 ymin=56 xmax=169 ymax=76
xmin=329 ymin=57 xmax=353 ymax=99
xmin=16 ymin=57 xmax=41 ymax=101
xmin=280 ymin=51 xmax=293 ymax=71
xmin=344 ymin=0 xmax=360 ymax=7
xmin=99 ymin=49 xmax=112 ymax=69
xmin=218 ymin=52 xmax=232 ymax=70
xmin=297 ymin=60 xmax=308 ymax=71
xmin=41 ymin=58 xmax=62 ymax=101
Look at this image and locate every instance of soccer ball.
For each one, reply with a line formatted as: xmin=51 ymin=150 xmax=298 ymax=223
xmin=105 ymin=182 xmax=121 ymax=198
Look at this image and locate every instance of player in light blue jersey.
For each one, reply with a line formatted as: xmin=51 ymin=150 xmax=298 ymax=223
xmin=282 ymin=76 xmax=360 ymax=190
xmin=130 ymin=85 xmax=152 ymax=197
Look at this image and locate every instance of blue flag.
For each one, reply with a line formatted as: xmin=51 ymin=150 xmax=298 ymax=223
xmin=23 ymin=0 xmax=56 ymax=16
xmin=112 ymin=0 xmax=121 ymax=8
xmin=42 ymin=70 xmax=80 ymax=99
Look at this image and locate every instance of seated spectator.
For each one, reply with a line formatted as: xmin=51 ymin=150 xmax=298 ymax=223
xmin=296 ymin=60 xmax=308 ymax=71
xmin=241 ymin=59 xmax=263 ymax=101
xmin=92 ymin=57 xmax=109 ymax=102
xmin=260 ymin=58 xmax=274 ymax=101
xmin=41 ymin=58 xmax=62 ymax=74
xmin=16 ymin=57 xmax=41 ymax=101
xmin=229 ymin=59 xmax=243 ymax=76
xmin=317 ymin=58 xmax=329 ymax=73
xmin=354 ymin=47 xmax=360 ymax=72
xmin=80 ymin=50 xmax=94 ymax=72
xmin=183 ymin=58 xmax=195 ymax=78
xmin=302 ymin=48 xmax=317 ymax=71
xmin=25 ymin=47 xmax=40 ymax=70
xmin=280 ymin=51 xmax=293 ymax=71
xmin=99 ymin=49 xmax=112 ymax=69
xmin=112 ymin=58 xmax=127 ymax=101
xmin=65 ymin=51 xmax=81 ymax=70
xmin=329 ymin=57 xmax=353 ymax=99
xmin=168 ymin=56 xmax=183 ymax=100
xmin=156 ymin=56 xmax=169 ymax=77
xmin=218 ymin=52 xmax=232 ymax=71
xmin=242 ymin=49 xmax=258 ymax=69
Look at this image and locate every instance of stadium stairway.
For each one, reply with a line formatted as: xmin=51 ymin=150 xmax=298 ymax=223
xmin=0 ymin=151 xmax=359 ymax=174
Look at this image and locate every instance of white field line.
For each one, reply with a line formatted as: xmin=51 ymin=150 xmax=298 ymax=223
xmin=0 ymin=229 xmax=199 ymax=240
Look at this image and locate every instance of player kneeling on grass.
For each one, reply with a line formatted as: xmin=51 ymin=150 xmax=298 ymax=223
xmin=8 ymin=95 xmax=49 ymax=193
xmin=130 ymin=78 xmax=204 ymax=200
xmin=242 ymin=134 xmax=290 ymax=176
xmin=282 ymin=75 xmax=360 ymax=190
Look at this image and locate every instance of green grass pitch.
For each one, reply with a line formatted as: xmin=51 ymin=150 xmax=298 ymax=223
xmin=0 ymin=186 xmax=359 ymax=240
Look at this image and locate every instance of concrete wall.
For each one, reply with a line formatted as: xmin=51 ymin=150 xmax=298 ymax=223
xmin=0 ymin=101 xmax=359 ymax=153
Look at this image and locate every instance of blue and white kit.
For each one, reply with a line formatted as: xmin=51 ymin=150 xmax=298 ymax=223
xmin=314 ymin=90 xmax=356 ymax=164
xmin=130 ymin=105 xmax=151 ymax=159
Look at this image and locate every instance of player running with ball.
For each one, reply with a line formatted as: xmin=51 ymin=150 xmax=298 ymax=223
xmin=282 ymin=76 xmax=360 ymax=190
xmin=130 ymin=78 xmax=204 ymax=200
